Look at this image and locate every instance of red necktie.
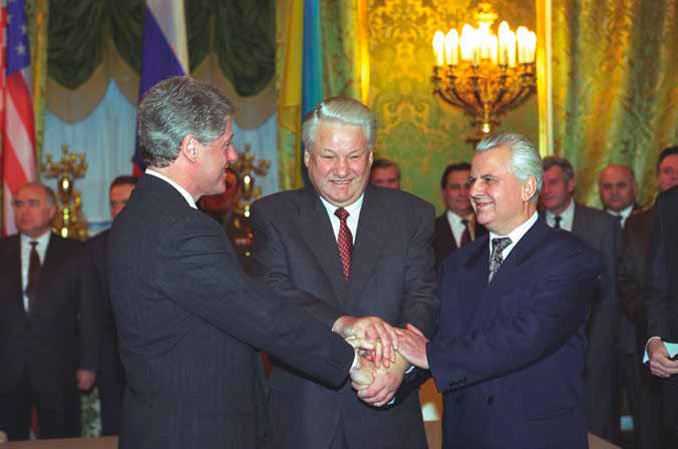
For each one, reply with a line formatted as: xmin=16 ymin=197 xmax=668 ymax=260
xmin=460 ymin=219 xmax=471 ymax=247
xmin=334 ymin=208 xmax=353 ymax=281
xmin=26 ymin=240 xmax=41 ymax=314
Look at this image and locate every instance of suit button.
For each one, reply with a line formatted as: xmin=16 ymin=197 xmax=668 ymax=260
xmin=486 ymin=396 xmax=494 ymax=406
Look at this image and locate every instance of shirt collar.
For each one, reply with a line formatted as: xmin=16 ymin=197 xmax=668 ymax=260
xmin=21 ymin=229 xmax=51 ymax=247
xmin=488 ymin=211 xmax=539 ymax=255
xmin=319 ymin=192 xmax=365 ymax=219
xmin=146 ymin=169 xmax=197 ymax=209
xmin=446 ymin=209 xmax=471 ymax=225
xmin=546 ymin=198 xmax=575 ymax=222
xmin=608 ymin=203 xmax=634 ymax=219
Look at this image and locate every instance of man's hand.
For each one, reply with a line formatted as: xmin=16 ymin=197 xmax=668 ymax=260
xmin=648 ymin=338 xmax=678 ymax=378
xmin=349 ymin=353 xmax=375 ymax=387
xmin=354 ymin=352 xmax=409 ymax=407
xmin=394 ymin=324 xmax=429 ymax=369
xmin=77 ymin=369 xmax=96 ymax=391
xmin=333 ymin=315 xmax=398 ymax=368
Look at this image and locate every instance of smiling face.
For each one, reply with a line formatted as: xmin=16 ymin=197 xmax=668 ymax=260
xmin=305 ymin=121 xmax=373 ymax=207
xmin=469 ymin=146 xmax=535 ymax=235
xmin=196 ymin=116 xmax=238 ymax=197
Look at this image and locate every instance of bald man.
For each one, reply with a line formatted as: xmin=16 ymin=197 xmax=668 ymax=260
xmin=598 ymin=164 xmax=640 ymax=228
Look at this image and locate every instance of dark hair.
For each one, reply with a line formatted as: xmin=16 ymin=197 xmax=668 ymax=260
xmin=440 ymin=162 xmax=471 ymax=189
xmin=542 ymin=156 xmax=575 ymax=182
xmin=137 ymin=76 xmax=235 ymax=168
xmin=371 ymin=158 xmax=400 ymax=179
xmin=657 ymin=146 xmax=678 ymax=172
xmin=110 ymin=175 xmax=138 ymax=191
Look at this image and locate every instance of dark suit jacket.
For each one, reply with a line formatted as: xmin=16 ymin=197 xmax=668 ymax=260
xmin=618 ymin=207 xmax=655 ymax=346
xmin=433 ymin=213 xmax=487 ymax=269
xmin=646 ymin=187 xmax=678 ymax=340
xmin=0 ymin=234 xmax=97 ymax=395
xmin=426 ymin=218 xmax=601 ymax=448
xmin=109 ymin=175 xmax=355 ymax=449
xmin=251 ymin=185 xmax=438 ymax=449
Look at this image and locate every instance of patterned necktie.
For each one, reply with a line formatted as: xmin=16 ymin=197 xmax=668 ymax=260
xmin=488 ymin=237 xmax=512 ymax=284
xmin=26 ymin=241 xmax=41 ymax=313
xmin=460 ymin=218 xmax=471 ymax=247
xmin=335 ymin=208 xmax=353 ymax=281
xmin=553 ymin=215 xmax=562 ymax=229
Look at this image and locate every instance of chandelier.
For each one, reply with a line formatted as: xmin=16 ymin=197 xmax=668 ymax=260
xmin=432 ymin=2 xmax=537 ymax=142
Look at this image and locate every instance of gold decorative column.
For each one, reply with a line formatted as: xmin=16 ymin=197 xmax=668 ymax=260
xmin=42 ymin=145 xmax=88 ymax=240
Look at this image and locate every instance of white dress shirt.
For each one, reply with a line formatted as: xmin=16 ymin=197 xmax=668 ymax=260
xmin=319 ymin=194 xmax=364 ymax=243
xmin=446 ymin=210 xmax=470 ymax=248
xmin=488 ymin=211 xmax=539 ymax=262
xmin=21 ymin=231 xmax=51 ymax=311
xmin=545 ymin=198 xmax=575 ymax=231
xmin=146 ymin=169 xmax=197 ymax=209
xmin=606 ymin=204 xmax=633 ymax=228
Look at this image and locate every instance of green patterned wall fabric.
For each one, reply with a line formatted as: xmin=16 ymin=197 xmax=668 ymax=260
xmin=552 ymin=0 xmax=678 ymax=207
xmin=367 ymin=0 xmax=539 ymax=212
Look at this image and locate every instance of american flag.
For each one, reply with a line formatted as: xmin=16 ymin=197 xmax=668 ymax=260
xmin=1 ymin=0 xmax=37 ymax=236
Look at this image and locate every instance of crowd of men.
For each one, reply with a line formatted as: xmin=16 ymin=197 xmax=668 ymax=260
xmin=0 ymin=76 xmax=676 ymax=449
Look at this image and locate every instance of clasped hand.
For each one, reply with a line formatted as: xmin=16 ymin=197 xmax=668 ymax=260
xmin=344 ymin=322 xmax=430 ymax=407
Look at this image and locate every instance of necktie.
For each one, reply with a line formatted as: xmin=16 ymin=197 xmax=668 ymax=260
xmin=335 ymin=208 xmax=353 ymax=281
xmin=460 ymin=219 xmax=471 ymax=247
xmin=488 ymin=237 xmax=512 ymax=284
xmin=26 ymin=241 xmax=41 ymax=313
xmin=553 ymin=215 xmax=562 ymax=229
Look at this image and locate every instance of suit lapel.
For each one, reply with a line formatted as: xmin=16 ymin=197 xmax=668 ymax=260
xmin=297 ymin=188 xmax=347 ymax=302
xmin=437 ymin=215 xmax=458 ymax=251
xmin=7 ymin=236 xmax=26 ymax=315
xmin=571 ymin=203 xmax=587 ymax=236
xmin=346 ymin=188 xmax=386 ymax=308
xmin=463 ymin=238 xmax=491 ymax=326
xmin=36 ymin=235 xmax=63 ymax=310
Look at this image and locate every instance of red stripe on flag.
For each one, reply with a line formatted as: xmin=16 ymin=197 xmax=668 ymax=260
xmin=5 ymin=73 xmax=36 ymax=147
xmin=2 ymin=138 xmax=31 ymax=191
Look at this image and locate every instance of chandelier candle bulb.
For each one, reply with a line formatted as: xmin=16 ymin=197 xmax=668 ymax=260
xmin=433 ymin=31 xmax=445 ymax=66
xmin=445 ymin=29 xmax=459 ymax=65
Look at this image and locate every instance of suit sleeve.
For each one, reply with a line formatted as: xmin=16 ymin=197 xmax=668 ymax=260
xmin=645 ymin=201 xmax=672 ymax=339
xmin=157 ymin=216 xmax=354 ymax=388
xmin=398 ymin=202 xmax=438 ymax=339
xmin=78 ymin=242 xmax=100 ymax=372
xmin=250 ymin=201 xmax=345 ymax=326
xmin=427 ymin=245 xmax=601 ymax=393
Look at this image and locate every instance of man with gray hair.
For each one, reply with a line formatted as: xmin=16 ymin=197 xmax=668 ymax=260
xmin=252 ymin=96 xmax=437 ymax=449
xmin=541 ymin=156 xmax=621 ymax=442
xmin=109 ymin=78 xmax=380 ymax=449
xmin=395 ymin=132 xmax=601 ymax=448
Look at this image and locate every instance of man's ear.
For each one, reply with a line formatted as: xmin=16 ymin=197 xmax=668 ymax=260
xmin=522 ymin=177 xmax=537 ymax=203
xmin=181 ymin=135 xmax=199 ymax=162
xmin=567 ymin=176 xmax=576 ymax=194
xmin=303 ymin=150 xmax=311 ymax=167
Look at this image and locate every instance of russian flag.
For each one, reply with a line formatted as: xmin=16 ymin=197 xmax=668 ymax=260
xmin=133 ymin=1 xmax=189 ymax=176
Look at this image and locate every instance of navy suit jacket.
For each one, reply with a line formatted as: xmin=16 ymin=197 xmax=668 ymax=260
xmin=426 ymin=218 xmax=601 ymax=448
xmin=109 ymin=175 xmax=354 ymax=449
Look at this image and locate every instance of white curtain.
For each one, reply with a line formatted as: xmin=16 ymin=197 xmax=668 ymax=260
xmin=43 ymin=81 xmax=278 ymax=233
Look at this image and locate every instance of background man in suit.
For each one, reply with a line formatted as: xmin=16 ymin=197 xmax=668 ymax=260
xmin=433 ymin=162 xmax=487 ymax=269
xmin=598 ymin=164 xmax=640 ymax=227
xmin=369 ymin=157 xmax=401 ymax=189
xmin=0 ymin=183 xmax=98 ymax=440
xmin=109 ymin=77 xmax=382 ymax=449
xmin=619 ymin=147 xmax=678 ymax=448
xmin=540 ymin=156 xmax=621 ymax=442
xmin=252 ymin=96 xmax=438 ymax=449
xmin=81 ymin=175 xmax=137 ymax=435
xmin=394 ymin=132 xmax=601 ymax=448
xmin=646 ymin=185 xmax=678 ymax=446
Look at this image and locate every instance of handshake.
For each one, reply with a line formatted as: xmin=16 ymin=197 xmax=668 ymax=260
xmin=332 ymin=315 xmax=431 ymax=407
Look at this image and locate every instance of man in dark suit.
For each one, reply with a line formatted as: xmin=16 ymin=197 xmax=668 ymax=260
xmin=0 ymin=183 xmax=98 ymax=440
xmin=617 ymin=148 xmax=678 ymax=448
xmin=252 ymin=96 xmax=438 ymax=449
xmin=541 ymin=156 xmax=621 ymax=442
xmin=394 ymin=132 xmax=601 ymax=448
xmin=434 ymin=162 xmax=487 ymax=268
xmin=646 ymin=185 xmax=678 ymax=445
xmin=109 ymin=77 xmax=384 ymax=449
xmin=81 ymin=175 xmax=137 ymax=435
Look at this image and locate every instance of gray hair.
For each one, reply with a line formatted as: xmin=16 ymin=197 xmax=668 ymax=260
xmin=137 ymin=76 xmax=235 ymax=168
xmin=542 ymin=156 xmax=575 ymax=182
xmin=301 ymin=97 xmax=376 ymax=152
xmin=19 ymin=182 xmax=57 ymax=207
xmin=476 ymin=131 xmax=543 ymax=204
